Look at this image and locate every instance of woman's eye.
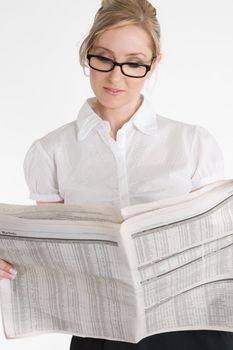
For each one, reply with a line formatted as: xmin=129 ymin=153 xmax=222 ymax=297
xmin=126 ymin=62 xmax=142 ymax=68
xmin=97 ymin=56 xmax=113 ymax=62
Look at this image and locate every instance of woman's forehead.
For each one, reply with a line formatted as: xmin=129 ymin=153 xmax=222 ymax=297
xmin=92 ymin=46 xmax=148 ymax=59
xmin=94 ymin=25 xmax=153 ymax=56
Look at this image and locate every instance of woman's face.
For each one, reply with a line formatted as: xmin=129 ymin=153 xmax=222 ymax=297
xmin=88 ymin=24 xmax=160 ymax=110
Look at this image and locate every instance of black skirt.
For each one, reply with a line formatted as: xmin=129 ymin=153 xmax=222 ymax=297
xmin=70 ymin=331 xmax=233 ymax=350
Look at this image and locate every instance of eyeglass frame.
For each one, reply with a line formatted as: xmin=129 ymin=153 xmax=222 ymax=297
xmin=86 ymin=54 xmax=156 ymax=78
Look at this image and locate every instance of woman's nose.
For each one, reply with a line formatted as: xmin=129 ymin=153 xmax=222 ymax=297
xmin=107 ymin=65 xmax=123 ymax=82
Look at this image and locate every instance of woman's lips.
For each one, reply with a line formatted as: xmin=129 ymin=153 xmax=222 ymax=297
xmin=103 ymin=87 xmax=124 ymax=96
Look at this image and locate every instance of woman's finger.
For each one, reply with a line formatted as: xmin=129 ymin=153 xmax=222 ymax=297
xmin=0 ymin=259 xmax=17 ymax=280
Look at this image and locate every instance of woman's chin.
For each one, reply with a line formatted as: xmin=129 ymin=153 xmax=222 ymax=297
xmin=97 ymin=96 xmax=126 ymax=109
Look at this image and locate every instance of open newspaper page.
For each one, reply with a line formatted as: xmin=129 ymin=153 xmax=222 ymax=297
xmin=1 ymin=180 xmax=233 ymax=343
xmin=0 ymin=205 xmax=139 ymax=342
xmin=120 ymin=179 xmax=233 ymax=341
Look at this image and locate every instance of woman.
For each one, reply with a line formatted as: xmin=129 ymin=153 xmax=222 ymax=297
xmin=0 ymin=0 xmax=229 ymax=349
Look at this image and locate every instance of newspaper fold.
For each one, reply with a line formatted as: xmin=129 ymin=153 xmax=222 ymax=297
xmin=0 ymin=179 xmax=233 ymax=343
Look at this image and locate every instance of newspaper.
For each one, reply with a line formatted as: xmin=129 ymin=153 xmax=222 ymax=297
xmin=1 ymin=179 xmax=233 ymax=343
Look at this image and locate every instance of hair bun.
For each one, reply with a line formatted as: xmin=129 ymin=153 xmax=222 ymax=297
xmin=101 ymin=0 xmax=114 ymax=8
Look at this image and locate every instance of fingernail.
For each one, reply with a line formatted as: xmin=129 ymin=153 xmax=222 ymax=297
xmin=9 ymin=268 xmax=17 ymax=276
xmin=9 ymin=274 xmax=17 ymax=280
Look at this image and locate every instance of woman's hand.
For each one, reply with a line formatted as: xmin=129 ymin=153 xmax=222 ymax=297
xmin=0 ymin=259 xmax=17 ymax=280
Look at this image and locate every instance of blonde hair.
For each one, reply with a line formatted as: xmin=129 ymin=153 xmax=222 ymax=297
xmin=79 ymin=0 xmax=161 ymax=67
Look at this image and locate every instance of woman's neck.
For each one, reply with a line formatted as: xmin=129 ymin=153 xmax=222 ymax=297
xmin=94 ymin=95 xmax=143 ymax=140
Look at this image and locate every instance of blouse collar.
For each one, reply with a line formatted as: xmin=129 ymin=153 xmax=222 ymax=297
xmin=76 ymin=94 xmax=158 ymax=141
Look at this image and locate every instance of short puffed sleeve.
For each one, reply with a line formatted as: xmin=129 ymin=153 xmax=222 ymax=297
xmin=191 ymin=125 xmax=225 ymax=190
xmin=23 ymin=139 xmax=63 ymax=202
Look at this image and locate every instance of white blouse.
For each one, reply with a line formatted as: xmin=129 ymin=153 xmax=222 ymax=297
xmin=23 ymin=96 xmax=224 ymax=208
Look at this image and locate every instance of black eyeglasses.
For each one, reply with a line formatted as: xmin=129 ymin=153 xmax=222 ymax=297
xmin=86 ymin=54 xmax=155 ymax=78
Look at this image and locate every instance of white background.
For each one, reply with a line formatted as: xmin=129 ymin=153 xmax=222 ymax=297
xmin=0 ymin=0 xmax=232 ymax=348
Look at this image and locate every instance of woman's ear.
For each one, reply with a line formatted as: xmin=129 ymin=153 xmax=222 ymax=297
xmin=147 ymin=54 xmax=162 ymax=79
xmin=155 ymin=54 xmax=162 ymax=65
